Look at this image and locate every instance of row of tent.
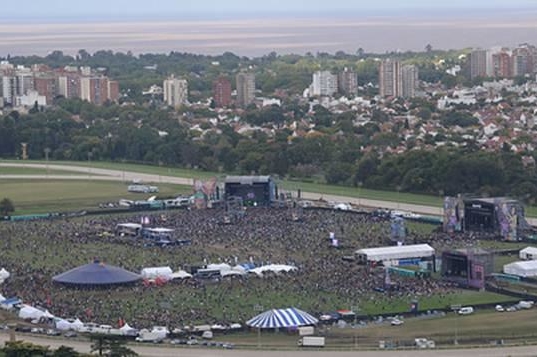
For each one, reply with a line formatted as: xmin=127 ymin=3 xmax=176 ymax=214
xmin=141 ymin=264 xmax=298 ymax=280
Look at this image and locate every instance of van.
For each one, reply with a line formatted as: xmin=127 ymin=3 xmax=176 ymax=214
xmin=458 ymin=306 xmax=474 ymax=315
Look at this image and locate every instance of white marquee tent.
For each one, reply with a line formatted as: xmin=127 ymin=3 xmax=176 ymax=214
xmin=504 ymin=260 xmax=537 ymax=277
xmin=355 ymin=244 xmax=435 ymax=263
xmin=18 ymin=305 xmax=54 ymax=320
xmin=141 ymin=266 xmax=173 ymax=280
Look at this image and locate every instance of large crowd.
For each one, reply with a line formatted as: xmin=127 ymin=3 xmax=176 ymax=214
xmin=0 ymin=205 xmax=491 ymax=329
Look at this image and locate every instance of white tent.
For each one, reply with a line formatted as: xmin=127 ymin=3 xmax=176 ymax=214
xmin=520 ymin=247 xmax=537 ymax=260
xmin=207 ymin=263 xmax=231 ymax=272
xmin=55 ymin=319 xmax=73 ymax=331
xmin=18 ymin=305 xmax=54 ymax=320
xmin=355 ymin=244 xmax=435 ymax=263
xmin=249 ymin=264 xmax=298 ymax=276
xmin=504 ymin=260 xmax=537 ymax=277
xmin=0 ymin=294 xmax=5 ymax=302
xmin=71 ymin=318 xmax=84 ymax=331
xmin=170 ymin=270 xmax=192 ymax=279
xmin=0 ymin=268 xmax=10 ymax=280
xmin=120 ymin=323 xmax=137 ymax=333
xmin=221 ymin=270 xmax=246 ymax=277
xmin=141 ymin=266 xmax=173 ymax=280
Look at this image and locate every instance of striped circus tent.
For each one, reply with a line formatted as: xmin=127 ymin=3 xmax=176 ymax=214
xmin=246 ymin=307 xmax=318 ymax=329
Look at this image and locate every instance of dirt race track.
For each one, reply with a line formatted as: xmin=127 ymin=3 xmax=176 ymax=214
xmin=2 ymin=333 xmax=537 ymax=357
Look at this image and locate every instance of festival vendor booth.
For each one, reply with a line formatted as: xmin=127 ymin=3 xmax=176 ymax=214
xmin=52 ymin=259 xmax=141 ymax=287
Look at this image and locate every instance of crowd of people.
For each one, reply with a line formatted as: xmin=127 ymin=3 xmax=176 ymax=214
xmin=0 ymin=204 xmax=489 ymax=329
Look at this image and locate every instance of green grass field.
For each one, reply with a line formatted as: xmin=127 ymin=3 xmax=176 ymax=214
xmin=0 ymin=179 xmax=191 ymax=214
xmin=0 ymin=166 xmax=82 ymax=175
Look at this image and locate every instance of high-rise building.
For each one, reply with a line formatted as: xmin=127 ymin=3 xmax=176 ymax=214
xmin=470 ymin=49 xmax=488 ymax=79
xmin=163 ymin=75 xmax=188 ymax=109
xmin=338 ymin=68 xmax=358 ymax=96
xmin=235 ymin=72 xmax=255 ymax=108
xmin=401 ymin=65 xmax=418 ymax=98
xmin=80 ymin=77 xmax=109 ymax=105
xmin=1 ymin=75 xmax=15 ymax=105
xmin=311 ymin=70 xmax=338 ymax=96
xmin=57 ymin=74 xmax=81 ymax=99
xmin=33 ymin=75 xmax=56 ymax=105
xmin=512 ymin=45 xmax=536 ymax=77
xmin=212 ymin=76 xmax=232 ymax=107
xmin=379 ymin=59 xmax=402 ymax=97
xmin=492 ymin=51 xmax=512 ymax=78
xmin=379 ymin=60 xmax=418 ymax=98
xmin=107 ymin=80 xmax=120 ymax=102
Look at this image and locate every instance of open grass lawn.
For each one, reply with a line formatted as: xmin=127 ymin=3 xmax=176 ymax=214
xmin=0 ymin=179 xmax=191 ymax=214
xmin=0 ymin=166 xmax=82 ymax=175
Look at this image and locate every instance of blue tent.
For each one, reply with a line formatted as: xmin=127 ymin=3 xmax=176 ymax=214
xmin=246 ymin=307 xmax=318 ymax=329
xmin=52 ymin=260 xmax=140 ymax=286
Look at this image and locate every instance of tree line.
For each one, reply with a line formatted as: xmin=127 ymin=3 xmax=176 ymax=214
xmin=2 ymin=100 xmax=537 ymax=203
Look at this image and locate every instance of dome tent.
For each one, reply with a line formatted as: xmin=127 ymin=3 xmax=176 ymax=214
xmin=53 ymin=259 xmax=140 ymax=286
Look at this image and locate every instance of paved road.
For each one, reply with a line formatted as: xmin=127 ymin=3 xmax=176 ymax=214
xmin=1 ymin=333 xmax=537 ymax=357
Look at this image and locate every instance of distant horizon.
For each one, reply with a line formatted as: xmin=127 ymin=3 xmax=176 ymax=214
xmin=2 ymin=8 xmax=537 ymax=58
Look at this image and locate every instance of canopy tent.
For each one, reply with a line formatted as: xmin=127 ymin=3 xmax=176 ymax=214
xmin=0 ymin=268 xmax=10 ymax=279
xmin=55 ymin=319 xmax=73 ymax=331
xmin=53 ymin=260 xmax=141 ymax=286
xmin=504 ymin=260 xmax=537 ymax=277
xmin=246 ymin=307 xmax=318 ymax=329
xmin=221 ymin=270 xmax=246 ymax=277
xmin=18 ymin=305 xmax=54 ymax=320
xmin=120 ymin=323 xmax=138 ymax=336
xmin=55 ymin=318 xmax=84 ymax=331
xmin=520 ymin=247 xmax=537 ymax=260
xmin=249 ymin=264 xmax=297 ymax=277
xmin=140 ymin=266 xmax=173 ymax=280
xmin=170 ymin=270 xmax=192 ymax=279
xmin=355 ymin=244 xmax=434 ymax=263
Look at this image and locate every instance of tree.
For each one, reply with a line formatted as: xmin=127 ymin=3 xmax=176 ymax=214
xmin=90 ymin=334 xmax=137 ymax=357
xmin=3 ymin=340 xmax=51 ymax=357
xmin=53 ymin=346 xmax=79 ymax=357
xmin=0 ymin=198 xmax=14 ymax=217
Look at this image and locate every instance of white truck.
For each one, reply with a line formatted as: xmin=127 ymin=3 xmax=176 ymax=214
xmin=298 ymin=336 xmax=325 ymax=347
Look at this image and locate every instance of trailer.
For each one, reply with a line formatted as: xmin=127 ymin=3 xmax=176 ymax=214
xmin=298 ymin=336 xmax=325 ymax=347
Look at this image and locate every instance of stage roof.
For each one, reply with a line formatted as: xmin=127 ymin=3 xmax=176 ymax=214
xmin=224 ymin=175 xmax=271 ymax=184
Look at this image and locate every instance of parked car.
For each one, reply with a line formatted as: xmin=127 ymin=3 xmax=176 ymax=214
xmin=495 ymin=305 xmax=505 ymax=312
xmin=391 ymin=318 xmax=404 ymax=326
xmin=458 ymin=307 xmax=474 ymax=315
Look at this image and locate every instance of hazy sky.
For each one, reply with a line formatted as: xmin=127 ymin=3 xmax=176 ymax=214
xmin=3 ymin=0 xmax=537 ymax=19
